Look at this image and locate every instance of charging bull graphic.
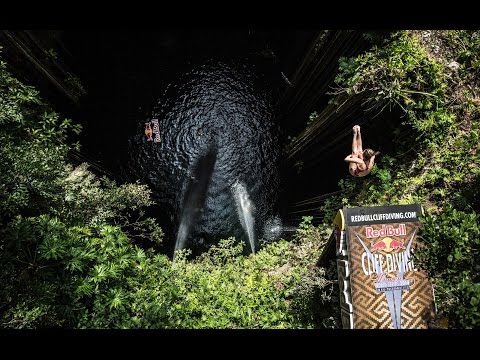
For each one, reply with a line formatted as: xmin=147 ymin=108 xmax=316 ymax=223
xmin=370 ymin=237 xmax=404 ymax=252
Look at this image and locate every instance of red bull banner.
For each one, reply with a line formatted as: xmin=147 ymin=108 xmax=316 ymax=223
xmin=336 ymin=204 xmax=435 ymax=329
xmin=145 ymin=119 xmax=161 ymax=143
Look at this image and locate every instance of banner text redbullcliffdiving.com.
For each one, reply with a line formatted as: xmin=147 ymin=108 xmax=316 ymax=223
xmin=350 ymin=211 xmax=417 ymax=223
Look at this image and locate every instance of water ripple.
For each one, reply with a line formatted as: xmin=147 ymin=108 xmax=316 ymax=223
xmin=127 ymin=59 xmax=280 ymax=253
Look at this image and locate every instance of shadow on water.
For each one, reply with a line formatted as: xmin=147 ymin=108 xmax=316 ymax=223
xmin=127 ymin=59 xmax=283 ymax=257
xmin=175 ymin=145 xmax=218 ymax=255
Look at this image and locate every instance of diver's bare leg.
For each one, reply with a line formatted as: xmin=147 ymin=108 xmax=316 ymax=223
xmin=357 ymin=126 xmax=363 ymax=157
xmin=356 ymin=126 xmax=367 ymax=171
xmin=352 ymin=125 xmax=359 ymax=155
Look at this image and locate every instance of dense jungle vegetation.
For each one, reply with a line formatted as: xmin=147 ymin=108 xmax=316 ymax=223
xmin=1 ymin=30 xmax=479 ymax=329
xmin=320 ymin=30 xmax=480 ymax=328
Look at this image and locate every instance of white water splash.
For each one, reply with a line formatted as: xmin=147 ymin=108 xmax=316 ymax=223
xmin=262 ymin=215 xmax=296 ymax=243
xmin=174 ymin=222 xmax=189 ymax=259
xmin=262 ymin=215 xmax=282 ymax=242
xmin=232 ymin=181 xmax=256 ymax=254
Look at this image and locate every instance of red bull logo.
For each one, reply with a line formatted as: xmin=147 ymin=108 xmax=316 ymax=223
xmin=145 ymin=122 xmax=153 ymax=141
xmin=370 ymin=237 xmax=404 ymax=253
xmin=144 ymin=119 xmax=161 ymax=143
xmin=365 ymin=224 xmax=406 ymax=238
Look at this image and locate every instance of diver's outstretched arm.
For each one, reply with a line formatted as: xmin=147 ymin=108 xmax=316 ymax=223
xmin=345 ymin=155 xmax=365 ymax=165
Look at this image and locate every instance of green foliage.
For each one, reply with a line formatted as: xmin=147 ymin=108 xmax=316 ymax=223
xmin=45 ymin=48 xmax=58 ymax=60
xmin=0 ymin=51 xmax=165 ymax=328
xmin=64 ymin=74 xmax=87 ymax=98
xmin=444 ymin=31 xmax=480 ymax=72
xmin=24 ymin=31 xmax=480 ymax=329
xmin=286 ymin=218 xmax=340 ymax=327
xmin=0 ymin=214 xmax=336 ymax=329
xmin=335 ymin=31 xmax=450 ymax=136
xmin=1 ymin=53 xmax=338 ymax=328
xmin=0 ymin=57 xmax=79 ymax=220
xmin=0 ymin=37 xmax=344 ymax=330
xmin=0 ymin=214 xmax=170 ymax=328
xmin=307 ymin=111 xmax=318 ymax=125
xmin=54 ymin=163 xmax=163 ymax=246
xmin=322 ymin=30 xmax=480 ymax=213
xmin=416 ymin=206 xmax=480 ymax=328
xmin=318 ymin=30 xmax=480 ymax=328
xmin=362 ymin=31 xmax=391 ymax=45
xmin=164 ymin=218 xmax=338 ymax=329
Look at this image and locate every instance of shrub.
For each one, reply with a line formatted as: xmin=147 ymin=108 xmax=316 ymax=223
xmin=416 ymin=206 xmax=480 ymax=328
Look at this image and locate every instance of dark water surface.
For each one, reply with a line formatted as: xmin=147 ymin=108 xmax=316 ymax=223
xmin=60 ymin=31 xmax=313 ymax=256
xmin=127 ymin=59 xmax=282 ymax=255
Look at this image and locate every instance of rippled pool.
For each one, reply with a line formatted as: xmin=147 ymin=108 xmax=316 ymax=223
xmin=127 ymin=59 xmax=281 ymax=255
